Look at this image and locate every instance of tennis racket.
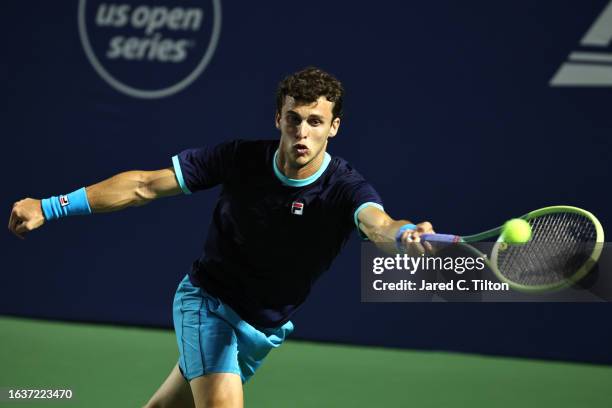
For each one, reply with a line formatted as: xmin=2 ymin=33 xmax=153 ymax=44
xmin=420 ymin=206 xmax=604 ymax=293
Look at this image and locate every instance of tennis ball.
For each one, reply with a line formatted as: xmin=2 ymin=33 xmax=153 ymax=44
xmin=502 ymin=219 xmax=532 ymax=244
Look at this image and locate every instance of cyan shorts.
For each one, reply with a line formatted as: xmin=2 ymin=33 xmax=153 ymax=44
xmin=173 ymin=274 xmax=293 ymax=383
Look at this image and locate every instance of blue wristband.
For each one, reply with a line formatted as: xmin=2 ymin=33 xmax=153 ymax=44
xmin=41 ymin=187 xmax=92 ymax=221
xmin=395 ymin=223 xmax=417 ymax=250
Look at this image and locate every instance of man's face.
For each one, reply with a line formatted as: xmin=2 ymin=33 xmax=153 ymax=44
xmin=275 ymin=95 xmax=341 ymax=169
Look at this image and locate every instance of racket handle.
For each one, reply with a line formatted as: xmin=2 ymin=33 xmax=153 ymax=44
xmin=420 ymin=233 xmax=461 ymax=243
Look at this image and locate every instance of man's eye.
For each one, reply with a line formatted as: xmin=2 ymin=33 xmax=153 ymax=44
xmin=287 ymin=116 xmax=301 ymax=126
xmin=309 ymin=119 xmax=321 ymax=126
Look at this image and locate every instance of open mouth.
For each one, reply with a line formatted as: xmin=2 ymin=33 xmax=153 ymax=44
xmin=293 ymin=144 xmax=309 ymax=155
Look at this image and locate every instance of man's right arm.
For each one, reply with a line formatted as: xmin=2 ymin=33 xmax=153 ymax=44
xmin=86 ymin=168 xmax=182 ymax=213
xmin=8 ymin=168 xmax=183 ymax=239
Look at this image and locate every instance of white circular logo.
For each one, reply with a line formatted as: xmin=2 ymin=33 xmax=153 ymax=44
xmin=78 ymin=0 xmax=221 ymax=99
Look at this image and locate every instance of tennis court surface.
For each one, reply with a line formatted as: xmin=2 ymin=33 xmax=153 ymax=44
xmin=1 ymin=316 xmax=611 ymax=407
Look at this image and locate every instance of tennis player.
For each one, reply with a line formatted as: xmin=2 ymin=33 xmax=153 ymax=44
xmin=8 ymin=67 xmax=434 ymax=408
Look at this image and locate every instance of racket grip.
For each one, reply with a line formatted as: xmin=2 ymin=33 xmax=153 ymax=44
xmin=420 ymin=233 xmax=461 ymax=243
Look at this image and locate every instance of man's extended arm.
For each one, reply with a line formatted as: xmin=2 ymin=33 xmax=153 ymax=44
xmin=86 ymin=168 xmax=182 ymax=212
xmin=8 ymin=168 xmax=182 ymax=239
xmin=357 ymin=205 xmax=434 ymax=250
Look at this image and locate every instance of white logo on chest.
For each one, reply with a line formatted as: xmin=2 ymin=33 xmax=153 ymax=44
xmin=291 ymin=201 xmax=304 ymax=215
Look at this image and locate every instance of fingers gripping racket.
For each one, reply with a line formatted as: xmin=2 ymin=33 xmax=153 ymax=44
xmin=421 ymin=206 xmax=604 ymax=293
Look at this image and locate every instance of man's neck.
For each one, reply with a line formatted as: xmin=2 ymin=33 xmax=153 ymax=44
xmin=276 ymin=147 xmax=327 ymax=180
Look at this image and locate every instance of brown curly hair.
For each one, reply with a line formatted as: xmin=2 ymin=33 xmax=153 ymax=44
xmin=276 ymin=67 xmax=344 ymax=119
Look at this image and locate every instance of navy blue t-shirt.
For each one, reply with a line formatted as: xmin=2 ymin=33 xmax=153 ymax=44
xmin=172 ymin=139 xmax=383 ymax=328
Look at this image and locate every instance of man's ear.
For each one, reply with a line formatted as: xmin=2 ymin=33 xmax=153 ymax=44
xmin=275 ymin=112 xmax=281 ymax=129
xmin=328 ymin=117 xmax=341 ymax=138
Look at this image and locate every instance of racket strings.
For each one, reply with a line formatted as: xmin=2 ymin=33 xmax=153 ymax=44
xmin=496 ymin=213 xmax=597 ymax=287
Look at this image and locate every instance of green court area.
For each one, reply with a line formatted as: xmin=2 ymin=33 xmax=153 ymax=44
xmin=1 ymin=316 xmax=611 ymax=407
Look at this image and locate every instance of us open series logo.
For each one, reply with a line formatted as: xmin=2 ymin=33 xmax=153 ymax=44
xmin=550 ymin=0 xmax=612 ymax=87
xmin=78 ymin=0 xmax=222 ymax=98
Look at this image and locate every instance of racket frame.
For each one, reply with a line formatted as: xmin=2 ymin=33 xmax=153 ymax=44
xmin=428 ymin=206 xmax=604 ymax=293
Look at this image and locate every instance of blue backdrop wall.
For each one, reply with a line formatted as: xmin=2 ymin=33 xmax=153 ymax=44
xmin=2 ymin=0 xmax=611 ymax=364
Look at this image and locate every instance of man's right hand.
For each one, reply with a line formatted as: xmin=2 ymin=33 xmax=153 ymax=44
xmin=8 ymin=198 xmax=45 ymax=239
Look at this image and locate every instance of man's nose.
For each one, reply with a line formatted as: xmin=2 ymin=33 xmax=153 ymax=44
xmin=296 ymin=121 xmax=309 ymax=138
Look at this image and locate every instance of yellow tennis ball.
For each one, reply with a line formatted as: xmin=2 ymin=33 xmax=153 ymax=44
xmin=502 ymin=219 xmax=532 ymax=244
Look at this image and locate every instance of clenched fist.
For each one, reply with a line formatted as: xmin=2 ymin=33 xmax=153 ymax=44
xmin=8 ymin=198 xmax=45 ymax=239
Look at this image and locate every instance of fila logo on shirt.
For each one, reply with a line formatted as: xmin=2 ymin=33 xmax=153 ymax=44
xmin=550 ymin=0 xmax=612 ymax=87
xmin=291 ymin=201 xmax=304 ymax=215
xmin=59 ymin=195 xmax=70 ymax=207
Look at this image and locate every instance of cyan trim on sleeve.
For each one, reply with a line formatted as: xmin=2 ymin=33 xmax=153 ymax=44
xmin=354 ymin=201 xmax=385 ymax=236
xmin=172 ymin=155 xmax=192 ymax=195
